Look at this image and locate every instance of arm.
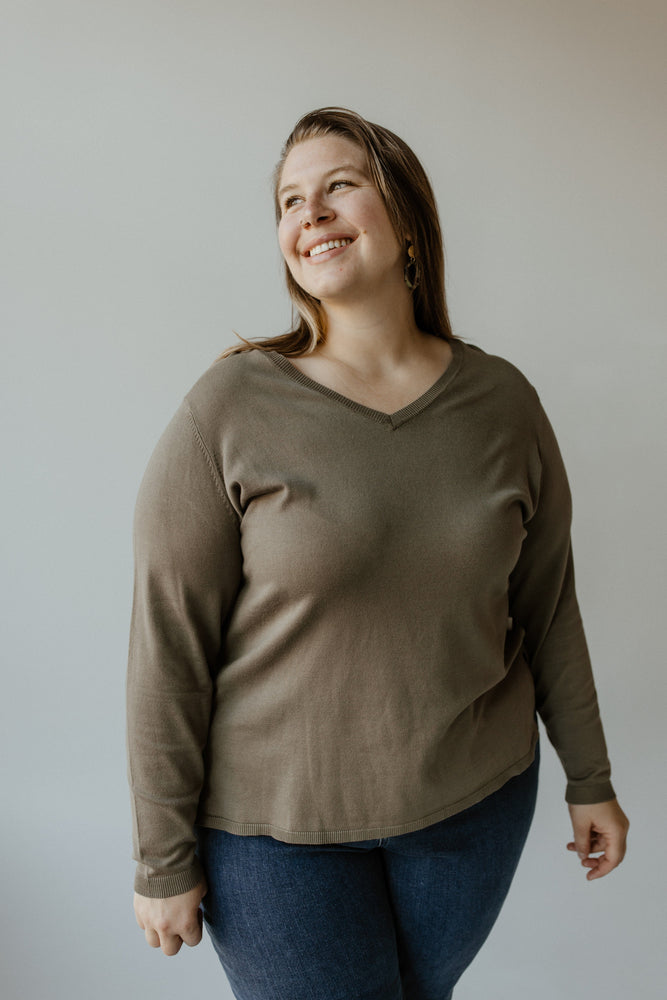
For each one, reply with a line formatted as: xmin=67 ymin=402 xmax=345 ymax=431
xmin=508 ymin=396 xmax=628 ymax=875
xmin=127 ymin=401 xmax=242 ymax=904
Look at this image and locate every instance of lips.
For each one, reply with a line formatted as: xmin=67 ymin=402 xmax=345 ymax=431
xmin=301 ymin=233 xmax=357 ymax=258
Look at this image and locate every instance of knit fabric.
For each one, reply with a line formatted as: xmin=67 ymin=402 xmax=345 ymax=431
xmin=127 ymin=339 xmax=613 ymax=898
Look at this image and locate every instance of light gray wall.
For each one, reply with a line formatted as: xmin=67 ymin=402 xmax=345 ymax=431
xmin=2 ymin=1 xmax=665 ymax=997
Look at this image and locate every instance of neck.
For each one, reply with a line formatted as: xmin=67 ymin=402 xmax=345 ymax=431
xmin=319 ymin=288 xmax=425 ymax=376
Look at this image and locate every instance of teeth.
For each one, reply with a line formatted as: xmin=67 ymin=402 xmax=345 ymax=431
xmin=308 ymin=238 xmax=353 ymax=257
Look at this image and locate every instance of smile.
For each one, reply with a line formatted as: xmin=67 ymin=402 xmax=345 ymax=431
xmin=306 ymin=238 xmax=354 ymax=258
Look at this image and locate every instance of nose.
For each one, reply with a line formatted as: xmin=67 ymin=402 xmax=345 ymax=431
xmin=299 ymin=194 xmax=335 ymax=228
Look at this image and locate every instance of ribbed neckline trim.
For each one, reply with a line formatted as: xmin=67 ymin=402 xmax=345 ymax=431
xmin=265 ymin=338 xmax=464 ymax=429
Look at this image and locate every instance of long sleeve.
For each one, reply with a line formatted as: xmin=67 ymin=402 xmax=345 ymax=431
xmin=127 ymin=344 xmax=618 ymax=875
xmin=508 ymin=396 xmax=615 ymax=805
xmin=127 ymin=401 xmax=242 ymax=897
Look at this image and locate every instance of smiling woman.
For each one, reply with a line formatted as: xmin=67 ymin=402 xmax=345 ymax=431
xmin=127 ymin=107 xmax=628 ymax=1000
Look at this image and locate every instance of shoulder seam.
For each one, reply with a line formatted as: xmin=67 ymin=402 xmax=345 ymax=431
xmin=185 ymin=405 xmax=240 ymax=527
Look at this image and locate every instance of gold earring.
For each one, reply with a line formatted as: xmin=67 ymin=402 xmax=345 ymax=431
xmin=404 ymin=244 xmax=422 ymax=290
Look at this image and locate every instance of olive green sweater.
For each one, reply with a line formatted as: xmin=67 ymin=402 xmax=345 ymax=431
xmin=127 ymin=338 xmax=614 ymax=898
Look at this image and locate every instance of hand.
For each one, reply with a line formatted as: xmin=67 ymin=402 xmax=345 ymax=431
xmin=567 ymin=799 xmax=629 ymax=881
xmin=134 ymin=880 xmax=207 ymax=956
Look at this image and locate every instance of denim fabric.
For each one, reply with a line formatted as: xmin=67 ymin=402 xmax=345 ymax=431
xmin=197 ymin=748 xmax=538 ymax=1000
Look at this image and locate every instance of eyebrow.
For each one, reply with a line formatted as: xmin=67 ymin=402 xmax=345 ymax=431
xmin=278 ymin=163 xmax=367 ymax=199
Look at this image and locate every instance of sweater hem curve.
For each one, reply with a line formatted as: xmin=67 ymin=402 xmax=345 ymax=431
xmin=197 ymin=743 xmax=537 ymax=844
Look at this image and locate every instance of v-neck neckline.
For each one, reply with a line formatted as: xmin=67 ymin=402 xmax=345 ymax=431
xmin=266 ymin=338 xmax=464 ymax=430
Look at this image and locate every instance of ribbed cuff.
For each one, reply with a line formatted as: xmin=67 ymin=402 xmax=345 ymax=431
xmin=565 ymin=780 xmax=615 ymax=805
xmin=134 ymin=858 xmax=205 ymax=898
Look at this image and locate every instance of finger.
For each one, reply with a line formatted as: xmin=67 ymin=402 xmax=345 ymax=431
xmin=567 ymin=840 xmax=603 ymax=871
xmin=572 ymin=827 xmax=594 ymax=859
xmin=568 ymin=807 xmax=593 ymax=852
xmin=590 ymin=840 xmax=626 ymax=879
xmin=145 ymin=927 xmax=161 ymax=949
xmin=566 ymin=838 xmax=592 ymax=860
xmin=160 ymin=932 xmax=184 ymax=956
xmin=586 ymin=855 xmax=615 ymax=880
xmin=180 ymin=912 xmax=204 ymax=948
xmin=584 ymin=837 xmax=626 ymax=880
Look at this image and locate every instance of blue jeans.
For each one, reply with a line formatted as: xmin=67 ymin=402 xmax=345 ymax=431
xmin=197 ymin=748 xmax=538 ymax=1000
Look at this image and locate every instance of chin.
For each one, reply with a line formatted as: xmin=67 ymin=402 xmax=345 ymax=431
xmin=297 ymin=279 xmax=350 ymax=302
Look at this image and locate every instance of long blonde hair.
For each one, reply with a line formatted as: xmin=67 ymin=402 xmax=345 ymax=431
xmin=222 ymin=107 xmax=455 ymax=358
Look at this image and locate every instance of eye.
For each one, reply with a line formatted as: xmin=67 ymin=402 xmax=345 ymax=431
xmin=283 ymin=194 xmax=303 ymax=211
xmin=330 ymin=179 xmax=353 ymax=191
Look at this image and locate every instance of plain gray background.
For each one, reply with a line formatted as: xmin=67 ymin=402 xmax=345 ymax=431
xmin=2 ymin=1 xmax=665 ymax=997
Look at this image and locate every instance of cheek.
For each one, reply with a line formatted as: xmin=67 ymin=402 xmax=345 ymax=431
xmin=358 ymin=194 xmax=398 ymax=236
xmin=277 ymin=220 xmax=298 ymax=262
xmin=361 ymin=208 xmax=402 ymax=258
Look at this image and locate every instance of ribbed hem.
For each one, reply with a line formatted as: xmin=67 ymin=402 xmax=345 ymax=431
xmin=134 ymin=858 xmax=204 ymax=898
xmin=565 ymin=780 xmax=615 ymax=805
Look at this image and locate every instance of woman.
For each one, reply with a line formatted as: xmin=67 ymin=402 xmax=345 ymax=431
xmin=128 ymin=107 xmax=628 ymax=999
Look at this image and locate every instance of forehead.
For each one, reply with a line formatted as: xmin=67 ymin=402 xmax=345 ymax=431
xmin=279 ymin=134 xmax=368 ymax=186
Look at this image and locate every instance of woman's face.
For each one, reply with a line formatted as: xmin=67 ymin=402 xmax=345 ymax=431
xmin=277 ymin=135 xmax=404 ymax=307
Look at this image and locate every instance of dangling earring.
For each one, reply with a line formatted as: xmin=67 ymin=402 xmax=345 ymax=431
xmin=404 ymin=243 xmax=422 ymax=290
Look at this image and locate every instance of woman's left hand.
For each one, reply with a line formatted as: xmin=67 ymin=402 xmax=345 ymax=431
xmin=567 ymin=799 xmax=629 ymax=880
